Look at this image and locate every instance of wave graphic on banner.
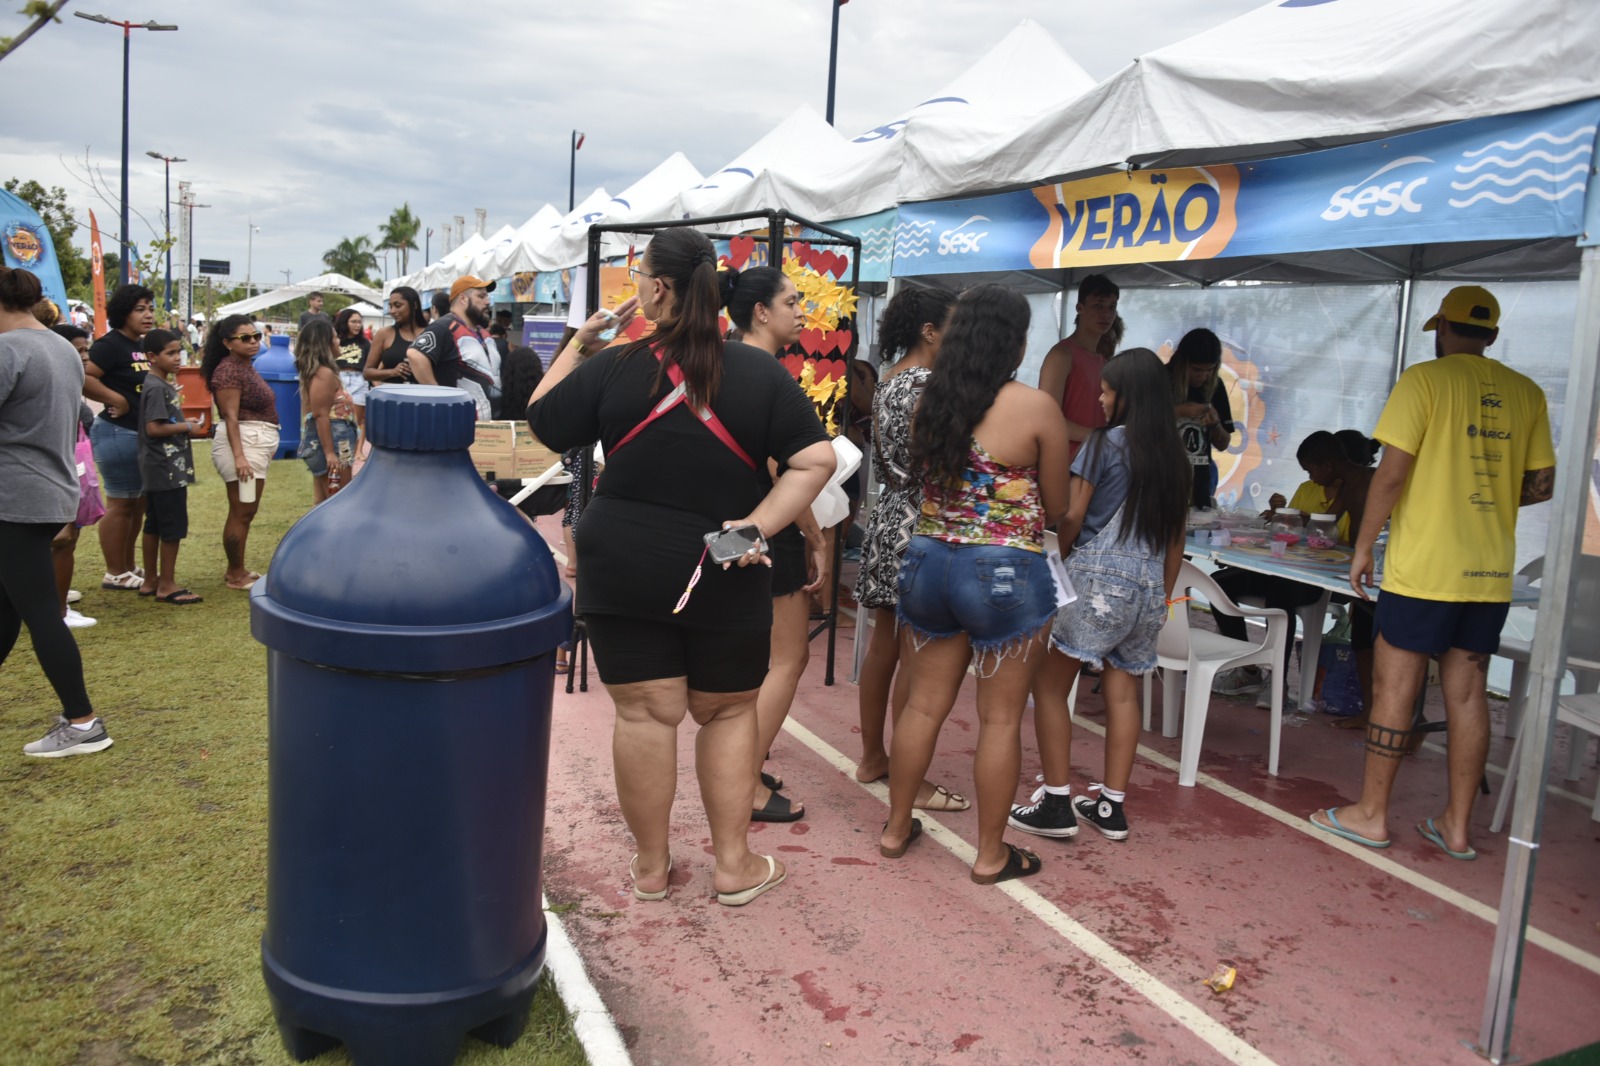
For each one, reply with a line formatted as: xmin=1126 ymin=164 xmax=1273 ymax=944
xmin=895 ymin=220 xmax=935 ymax=258
xmin=857 ymin=225 xmax=895 ymax=265
xmin=1449 ymin=125 xmax=1594 ymax=209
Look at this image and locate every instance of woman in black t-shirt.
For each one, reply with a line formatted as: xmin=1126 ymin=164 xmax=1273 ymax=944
xmin=528 ymin=228 xmax=834 ymax=908
xmin=1168 ymin=327 xmax=1235 ymax=508
xmin=83 ymin=283 xmax=156 ymax=590
xmin=333 ymin=308 xmax=371 ymax=428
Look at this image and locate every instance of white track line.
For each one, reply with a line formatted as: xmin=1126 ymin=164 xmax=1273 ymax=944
xmin=543 ymin=893 xmax=633 ymax=1066
xmin=1420 ymin=739 xmax=1592 ymax=806
xmin=1070 ymin=718 xmax=1600 ymax=977
xmin=780 ymin=717 xmax=1278 ymax=1066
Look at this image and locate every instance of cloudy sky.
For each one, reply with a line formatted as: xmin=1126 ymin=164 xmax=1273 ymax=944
xmin=1 ymin=0 xmax=1263 ymax=287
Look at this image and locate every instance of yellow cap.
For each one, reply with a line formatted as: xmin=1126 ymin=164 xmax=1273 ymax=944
xmin=1422 ymin=285 xmax=1499 ymax=332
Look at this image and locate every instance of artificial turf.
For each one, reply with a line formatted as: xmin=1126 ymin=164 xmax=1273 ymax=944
xmin=0 ymin=459 xmax=589 ymax=1066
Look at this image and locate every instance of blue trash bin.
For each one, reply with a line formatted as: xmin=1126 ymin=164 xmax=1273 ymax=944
xmin=254 ymin=334 xmax=300 ymax=459
xmin=251 ymin=384 xmax=572 ymax=1066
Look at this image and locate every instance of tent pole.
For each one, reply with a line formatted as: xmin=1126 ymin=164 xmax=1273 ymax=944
xmin=1475 ymin=244 xmax=1600 ymax=1063
xmin=1389 ymin=278 xmax=1412 ymax=388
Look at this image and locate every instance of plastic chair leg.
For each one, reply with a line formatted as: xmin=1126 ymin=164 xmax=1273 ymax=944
xmin=1162 ymin=668 xmax=1183 ymax=739
xmin=1178 ymin=663 xmax=1219 ymax=787
xmin=1296 ymin=594 xmax=1332 ymax=711
xmin=1142 ymin=673 xmax=1153 ymax=732
xmin=1491 ymin=721 xmax=1523 ymax=833
xmin=1067 ymin=671 xmax=1080 ymax=719
xmin=1503 ymin=659 xmax=1529 ymax=738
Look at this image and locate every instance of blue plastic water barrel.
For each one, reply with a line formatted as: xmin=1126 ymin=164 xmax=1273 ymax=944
xmin=253 ymin=334 xmax=300 ymax=458
xmin=251 ymin=385 xmax=572 ymax=1066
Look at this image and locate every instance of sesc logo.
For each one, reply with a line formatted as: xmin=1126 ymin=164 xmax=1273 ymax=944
xmin=1322 ymin=157 xmax=1431 ymax=221
xmin=1481 ymin=393 xmax=1503 ymax=409
xmin=938 ymin=215 xmax=990 ymax=256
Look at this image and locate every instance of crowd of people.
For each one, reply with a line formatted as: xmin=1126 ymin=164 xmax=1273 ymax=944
xmin=1 ymin=249 xmax=1556 ymax=891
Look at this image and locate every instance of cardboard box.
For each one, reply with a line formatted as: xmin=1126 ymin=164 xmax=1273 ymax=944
xmin=471 ymin=420 xmax=515 ymax=476
xmin=510 ymin=425 xmax=559 ymax=478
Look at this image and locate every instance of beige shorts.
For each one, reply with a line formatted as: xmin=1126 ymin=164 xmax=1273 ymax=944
xmin=212 ymin=421 xmax=280 ymax=482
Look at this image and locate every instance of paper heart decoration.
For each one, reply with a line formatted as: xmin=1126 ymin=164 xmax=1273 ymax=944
xmin=727 ymin=235 xmax=756 ymax=269
xmin=821 ymin=329 xmax=852 ymax=356
xmin=820 ymin=251 xmax=850 ymax=279
xmin=798 ymin=328 xmax=828 ymax=357
xmin=811 ymin=357 xmax=846 ymax=384
xmin=781 ymin=353 xmax=806 ymax=378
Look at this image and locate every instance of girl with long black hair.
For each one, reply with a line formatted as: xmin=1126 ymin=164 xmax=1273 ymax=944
xmin=851 ymin=283 xmax=970 ymax=813
xmin=365 ymin=287 xmax=420 ymax=391
xmin=1010 ymin=348 xmax=1189 ymax=843
xmin=528 ymin=227 xmax=835 ymax=907
xmin=1169 ymin=328 xmax=1234 ymax=507
xmin=879 ymin=284 xmax=1071 ymax=885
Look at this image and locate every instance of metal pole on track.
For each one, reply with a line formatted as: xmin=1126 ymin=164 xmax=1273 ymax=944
xmin=1475 ymin=244 xmax=1600 ymax=1062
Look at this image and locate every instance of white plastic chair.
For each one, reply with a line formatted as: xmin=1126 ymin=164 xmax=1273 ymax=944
xmin=1491 ymin=693 xmax=1600 ymax=829
xmin=1235 ymin=589 xmax=1333 ymax=710
xmin=1497 ymin=556 xmax=1600 ymax=755
xmin=1140 ymin=561 xmax=1291 ymax=787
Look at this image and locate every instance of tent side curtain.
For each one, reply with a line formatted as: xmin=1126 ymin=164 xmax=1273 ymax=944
xmin=889 ymin=100 xmax=1600 ymax=281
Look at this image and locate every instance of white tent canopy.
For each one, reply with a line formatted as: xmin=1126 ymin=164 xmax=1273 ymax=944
xmin=694 ymin=19 xmax=1094 ymax=223
xmin=537 ymin=152 xmax=706 ymax=270
xmin=490 ymin=203 xmax=566 ymax=279
xmin=677 ymin=106 xmax=848 ymax=220
xmin=215 ymin=273 xmax=384 ymax=319
xmin=463 ymin=224 xmax=520 ymax=280
xmin=909 ymin=0 xmax=1600 ymax=203
xmin=413 ymin=231 xmax=490 ymax=292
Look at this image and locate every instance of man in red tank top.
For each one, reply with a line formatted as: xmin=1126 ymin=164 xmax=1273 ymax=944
xmin=1036 ymin=274 xmax=1120 ymax=462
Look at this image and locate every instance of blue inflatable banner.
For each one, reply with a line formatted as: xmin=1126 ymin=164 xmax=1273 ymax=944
xmin=0 ymin=188 xmax=72 ymax=320
xmin=893 ymin=99 xmax=1600 ymax=276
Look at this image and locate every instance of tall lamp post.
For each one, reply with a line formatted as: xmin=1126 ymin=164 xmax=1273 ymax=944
xmin=569 ymin=130 xmax=584 ymax=211
xmin=75 ymin=11 xmax=178 ymax=287
xmin=144 ymin=150 xmax=183 ymax=312
xmin=825 ymin=0 xmax=848 ymax=125
xmin=246 ymin=221 xmax=260 ymax=297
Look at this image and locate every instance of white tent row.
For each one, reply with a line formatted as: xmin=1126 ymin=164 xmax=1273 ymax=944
xmin=215 ymin=273 xmax=385 ymax=319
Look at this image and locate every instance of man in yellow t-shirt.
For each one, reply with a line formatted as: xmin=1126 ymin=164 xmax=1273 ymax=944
xmin=1312 ymin=286 xmax=1555 ymax=861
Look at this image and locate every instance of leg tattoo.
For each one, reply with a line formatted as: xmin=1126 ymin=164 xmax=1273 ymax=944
xmin=1365 ymin=722 xmax=1415 ymax=759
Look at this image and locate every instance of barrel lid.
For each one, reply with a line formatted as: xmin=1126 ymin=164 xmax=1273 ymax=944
xmin=365 ymin=385 xmax=476 ymax=452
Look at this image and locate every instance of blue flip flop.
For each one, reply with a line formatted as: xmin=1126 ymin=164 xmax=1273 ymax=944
xmin=1416 ymin=817 xmax=1477 ymax=861
xmin=1309 ymin=807 xmax=1391 ymax=849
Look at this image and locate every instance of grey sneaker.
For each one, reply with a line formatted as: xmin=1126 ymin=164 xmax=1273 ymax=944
xmin=23 ymin=717 xmax=113 ymax=758
xmin=1212 ymin=667 xmax=1265 ymax=696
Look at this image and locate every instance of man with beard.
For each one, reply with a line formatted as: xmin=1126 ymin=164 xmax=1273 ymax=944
xmin=1312 ymin=286 xmax=1555 ymax=861
xmin=406 ymin=275 xmax=501 ymax=417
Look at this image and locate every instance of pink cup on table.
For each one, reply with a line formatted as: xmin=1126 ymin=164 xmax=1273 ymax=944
xmin=1270 ymin=539 xmax=1287 ymax=558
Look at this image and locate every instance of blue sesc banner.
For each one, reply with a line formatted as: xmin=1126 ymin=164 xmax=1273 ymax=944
xmin=893 ymin=98 xmax=1600 ymax=277
xmin=1 ymin=187 xmax=71 ymax=320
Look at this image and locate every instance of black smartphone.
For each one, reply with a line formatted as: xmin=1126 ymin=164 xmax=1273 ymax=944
xmin=704 ymin=524 xmax=767 ymax=565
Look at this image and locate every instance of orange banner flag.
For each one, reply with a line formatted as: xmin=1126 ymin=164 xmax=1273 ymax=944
xmin=89 ymin=209 xmax=107 ymax=338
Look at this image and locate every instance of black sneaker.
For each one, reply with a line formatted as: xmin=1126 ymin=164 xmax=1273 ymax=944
xmin=1008 ymin=791 xmax=1079 ymax=838
xmin=1073 ymin=793 xmax=1129 ymax=841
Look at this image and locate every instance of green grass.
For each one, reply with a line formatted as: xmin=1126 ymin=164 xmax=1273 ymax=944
xmin=0 ymin=460 xmax=588 ymax=1066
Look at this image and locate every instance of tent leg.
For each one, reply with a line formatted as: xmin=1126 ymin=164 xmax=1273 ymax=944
xmin=1476 ymin=245 xmax=1600 ymax=1062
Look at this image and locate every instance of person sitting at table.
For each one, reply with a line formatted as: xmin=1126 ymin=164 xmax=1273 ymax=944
xmin=1212 ymin=431 xmax=1379 ymax=711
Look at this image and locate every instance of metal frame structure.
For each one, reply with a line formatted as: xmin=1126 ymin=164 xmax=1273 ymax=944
xmin=565 ymin=209 xmax=863 ymax=689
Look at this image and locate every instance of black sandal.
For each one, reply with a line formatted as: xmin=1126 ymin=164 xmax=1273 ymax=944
xmin=761 ymin=771 xmax=783 ymax=793
xmin=751 ymin=790 xmax=804 ymax=823
xmin=879 ymin=818 xmax=923 ymax=858
xmin=971 ymin=843 xmax=1042 ymax=885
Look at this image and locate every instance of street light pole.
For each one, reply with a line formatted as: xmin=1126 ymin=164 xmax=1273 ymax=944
xmin=144 ymin=149 xmax=183 ymax=308
xmin=246 ymin=221 xmax=259 ymax=297
xmin=76 ymin=12 xmax=178 ymax=288
xmin=569 ymin=130 xmax=585 ymax=212
xmin=825 ymin=0 xmax=847 ymax=125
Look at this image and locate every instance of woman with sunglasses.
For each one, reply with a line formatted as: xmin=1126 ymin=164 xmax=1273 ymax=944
xmin=528 ymin=229 xmax=835 ymax=907
xmin=201 ymin=314 xmax=279 ymax=590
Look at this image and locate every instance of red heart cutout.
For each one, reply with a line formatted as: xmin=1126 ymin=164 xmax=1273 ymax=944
xmin=823 ymin=329 xmax=852 ymax=356
xmin=812 ymin=358 xmax=845 ymax=384
xmin=727 ymin=235 xmax=755 ymax=269
xmin=831 ymin=252 xmax=852 ymax=279
xmin=622 ymin=317 xmax=650 ymax=342
xmin=798 ymin=329 xmax=827 ymax=357
xmin=781 ymin=353 xmax=805 ymax=379
xmin=788 ymin=242 xmax=822 ymax=273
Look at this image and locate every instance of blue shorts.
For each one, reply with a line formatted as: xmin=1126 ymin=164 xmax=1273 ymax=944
xmin=1374 ymin=590 xmax=1509 ymax=656
xmin=90 ymin=418 xmax=143 ymax=499
xmin=1051 ymin=547 xmax=1166 ymax=675
xmin=896 ymin=537 xmax=1055 ymax=661
xmin=297 ymin=416 xmax=359 ymax=478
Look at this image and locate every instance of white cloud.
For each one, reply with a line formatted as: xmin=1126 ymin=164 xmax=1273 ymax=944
xmin=0 ymin=0 xmax=1264 ymax=285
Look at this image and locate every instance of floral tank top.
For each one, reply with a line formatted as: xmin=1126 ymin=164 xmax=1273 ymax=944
xmin=915 ymin=438 xmax=1044 ymax=552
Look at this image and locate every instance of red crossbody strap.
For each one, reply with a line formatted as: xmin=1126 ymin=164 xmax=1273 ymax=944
xmin=610 ymin=352 xmax=757 ymax=470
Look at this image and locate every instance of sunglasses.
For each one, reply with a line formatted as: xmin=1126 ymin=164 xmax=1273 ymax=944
xmin=229 ymin=332 xmax=262 ymax=343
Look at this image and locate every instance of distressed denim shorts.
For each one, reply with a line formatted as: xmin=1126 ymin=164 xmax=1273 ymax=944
xmin=1051 ymin=551 xmax=1167 ymax=675
xmin=297 ymin=416 xmax=359 ymax=477
xmin=896 ymin=536 xmax=1056 ymax=668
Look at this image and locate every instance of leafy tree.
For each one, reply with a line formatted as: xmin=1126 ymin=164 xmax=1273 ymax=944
xmin=321 ymin=235 xmax=378 ymax=284
xmin=4 ymin=177 xmax=91 ymax=294
xmin=378 ymin=203 xmax=421 ymax=275
xmin=0 ymin=1 xmax=68 ymax=62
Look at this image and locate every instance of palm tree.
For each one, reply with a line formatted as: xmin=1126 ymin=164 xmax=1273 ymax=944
xmin=322 ymin=235 xmax=379 ymax=283
xmin=379 ymin=203 xmax=422 ymax=275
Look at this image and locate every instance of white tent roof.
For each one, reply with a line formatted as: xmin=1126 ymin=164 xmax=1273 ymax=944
xmin=492 ymin=204 xmax=565 ymax=278
xmin=413 ymin=232 xmax=490 ymax=291
xmin=464 ymin=224 xmax=520 ymax=279
xmin=537 ymin=152 xmax=706 ymax=269
xmin=677 ymin=106 xmax=849 ymax=220
xmin=695 ymin=20 xmax=1094 ymax=222
xmin=912 ymin=0 xmax=1600 ymax=202
xmin=522 ymin=186 xmax=613 ymax=273
xmin=216 ymin=273 xmax=384 ymax=318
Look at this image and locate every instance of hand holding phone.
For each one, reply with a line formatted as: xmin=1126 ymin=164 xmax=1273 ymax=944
xmin=704 ymin=523 xmax=767 ymax=566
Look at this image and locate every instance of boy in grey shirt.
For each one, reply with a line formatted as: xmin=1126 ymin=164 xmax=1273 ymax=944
xmin=137 ymin=330 xmax=207 ymax=604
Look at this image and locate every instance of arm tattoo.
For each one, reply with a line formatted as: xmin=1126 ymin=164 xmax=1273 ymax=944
xmin=1520 ymin=466 xmax=1554 ymax=506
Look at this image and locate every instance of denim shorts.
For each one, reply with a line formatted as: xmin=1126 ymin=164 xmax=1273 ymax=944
xmin=896 ymin=536 xmax=1055 ymax=664
xmin=1051 ymin=545 xmax=1166 ymax=675
xmin=297 ymin=416 xmax=359 ymax=477
xmin=90 ymin=418 xmax=143 ymax=499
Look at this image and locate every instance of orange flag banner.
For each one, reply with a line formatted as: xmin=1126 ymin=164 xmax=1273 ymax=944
xmin=89 ymin=209 xmax=107 ymax=338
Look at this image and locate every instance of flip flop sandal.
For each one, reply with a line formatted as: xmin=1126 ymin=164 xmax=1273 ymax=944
xmin=760 ymin=771 xmax=784 ymax=793
xmin=1308 ymin=807 xmax=1391 ymax=849
xmin=879 ymin=818 xmax=923 ymax=858
xmin=716 ymin=854 xmax=786 ymax=907
xmin=1416 ymin=817 xmax=1477 ymax=861
xmin=971 ymin=842 xmax=1043 ymax=885
xmin=751 ymin=790 xmax=804 ymax=823
xmin=157 ymin=589 xmax=203 ymax=605
xmin=914 ymin=784 xmax=970 ymax=812
xmin=630 ymin=854 xmax=672 ymax=901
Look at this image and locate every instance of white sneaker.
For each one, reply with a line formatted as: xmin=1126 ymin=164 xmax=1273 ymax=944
xmin=1256 ymin=681 xmax=1298 ymax=711
xmin=66 ymin=589 xmax=82 ymax=604
xmin=64 ymin=609 xmax=97 ymax=629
